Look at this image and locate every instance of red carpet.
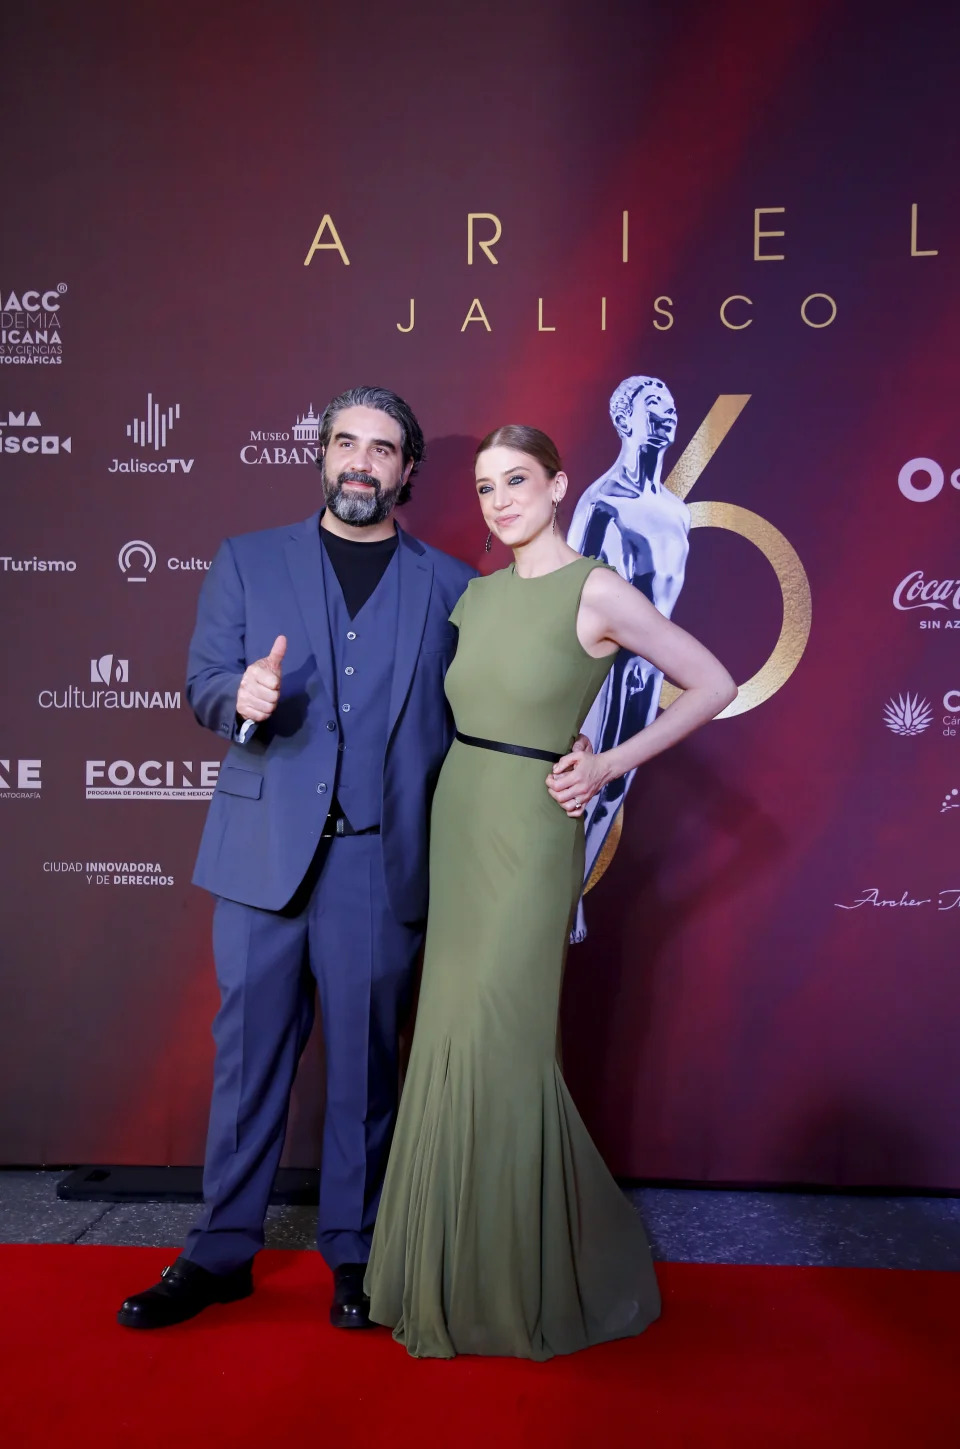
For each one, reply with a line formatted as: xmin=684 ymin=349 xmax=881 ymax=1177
xmin=2 ymin=1246 xmax=956 ymax=1449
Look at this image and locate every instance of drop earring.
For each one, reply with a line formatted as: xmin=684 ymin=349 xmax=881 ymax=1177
xmin=552 ymin=499 xmax=559 ymax=534
xmin=485 ymin=531 xmax=493 ymax=553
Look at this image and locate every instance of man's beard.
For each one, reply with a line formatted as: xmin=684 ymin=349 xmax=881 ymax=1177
xmin=323 ymin=465 xmax=400 ymax=526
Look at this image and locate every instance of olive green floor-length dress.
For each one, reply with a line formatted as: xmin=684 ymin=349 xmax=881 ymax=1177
xmin=365 ymin=557 xmax=662 ymax=1360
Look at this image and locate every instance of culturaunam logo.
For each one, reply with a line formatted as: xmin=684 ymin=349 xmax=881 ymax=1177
xmin=883 ymin=693 xmax=933 ymax=736
xmin=91 ymin=654 xmax=128 ymax=684
xmin=38 ymin=655 xmax=181 ymax=711
xmin=86 ymin=759 xmax=219 ymax=799
xmin=0 ymin=285 xmax=65 ymax=365
xmin=0 ymin=409 xmax=71 ymax=454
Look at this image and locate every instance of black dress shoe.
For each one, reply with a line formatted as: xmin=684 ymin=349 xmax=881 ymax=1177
xmin=117 ymin=1254 xmax=253 ymax=1330
xmin=330 ymin=1262 xmax=374 ymax=1329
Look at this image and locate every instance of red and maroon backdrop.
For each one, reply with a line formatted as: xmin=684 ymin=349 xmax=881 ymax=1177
xmin=2 ymin=0 xmax=958 ymax=1186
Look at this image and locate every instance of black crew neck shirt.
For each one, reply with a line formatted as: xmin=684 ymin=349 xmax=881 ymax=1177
xmin=319 ymin=524 xmax=399 ymax=619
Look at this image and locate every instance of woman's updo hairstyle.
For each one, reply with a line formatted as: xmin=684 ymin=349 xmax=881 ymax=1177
xmin=474 ymin=424 xmax=562 ymax=478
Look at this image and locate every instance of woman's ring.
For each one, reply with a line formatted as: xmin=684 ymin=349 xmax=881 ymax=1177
xmin=574 ymin=797 xmax=582 ymax=809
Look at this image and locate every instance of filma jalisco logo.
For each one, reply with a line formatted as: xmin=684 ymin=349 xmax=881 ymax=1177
xmin=110 ymin=392 xmax=194 ymax=474
xmin=892 ymin=571 xmax=960 ymax=629
xmin=85 ymin=760 xmax=220 ymax=800
xmin=0 ymin=285 xmax=65 ymax=365
xmin=38 ymin=654 xmax=182 ymax=711
xmin=241 ymin=405 xmax=321 ymax=465
xmin=117 ymin=539 xmax=211 ymax=581
xmin=0 ymin=409 xmax=71 ymax=455
xmin=0 ymin=758 xmax=42 ymax=799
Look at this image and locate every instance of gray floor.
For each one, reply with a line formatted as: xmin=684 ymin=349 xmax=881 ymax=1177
xmin=2 ymin=1170 xmax=958 ymax=1269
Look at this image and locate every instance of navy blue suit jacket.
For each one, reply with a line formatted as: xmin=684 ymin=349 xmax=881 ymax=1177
xmin=187 ymin=512 xmax=476 ymax=921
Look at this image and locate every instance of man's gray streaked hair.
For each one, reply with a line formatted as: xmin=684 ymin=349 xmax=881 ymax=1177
xmin=318 ymin=385 xmax=425 ymax=506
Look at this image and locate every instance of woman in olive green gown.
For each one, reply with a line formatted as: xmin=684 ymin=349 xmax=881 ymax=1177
xmin=365 ymin=425 xmax=736 ymax=1360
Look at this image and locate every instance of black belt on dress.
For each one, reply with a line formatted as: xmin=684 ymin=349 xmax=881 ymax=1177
xmin=455 ymin=730 xmax=561 ymax=765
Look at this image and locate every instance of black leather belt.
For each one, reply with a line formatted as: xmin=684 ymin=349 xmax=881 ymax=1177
xmin=321 ymin=812 xmax=380 ymax=839
xmin=455 ymin=730 xmax=561 ymax=765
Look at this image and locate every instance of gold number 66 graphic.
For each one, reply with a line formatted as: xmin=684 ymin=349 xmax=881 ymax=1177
xmin=658 ymin=394 xmax=812 ymax=716
xmin=585 ymin=395 xmax=812 ymax=891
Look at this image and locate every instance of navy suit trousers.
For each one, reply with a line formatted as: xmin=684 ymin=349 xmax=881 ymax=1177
xmin=184 ymin=834 xmax=422 ymax=1272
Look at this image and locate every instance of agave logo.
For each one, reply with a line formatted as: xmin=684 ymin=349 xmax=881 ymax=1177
xmin=883 ymin=693 xmax=933 ymax=736
xmin=942 ymin=789 xmax=959 ymax=815
xmin=91 ymin=654 xmax=129 ymax=684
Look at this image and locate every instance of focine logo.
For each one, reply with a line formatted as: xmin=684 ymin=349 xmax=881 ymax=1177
xmin=883 ymin=693 xmax=933 ymax=737
xmin=0 ymin=758 xmax=42 ymax=798
xmin=941 ymin=789 xmax=959 ymax=815
xmin=241 ymin=405 xmax=321 ymax=465
xmin=0 ymin=285 xmax=65 ymax=366
xmin=110 ymin=392 xmax=194 ymax=474
xmin=91 ymin=654 xmax=128 ymax=684
xmin=85 ymin=759 xmax=219 ymax=800
xmin=0 ymin=409 xmax=72 ymax=455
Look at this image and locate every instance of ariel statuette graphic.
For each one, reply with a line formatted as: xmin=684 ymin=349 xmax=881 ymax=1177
xmin=567 ymin=376 xmax=812 ymax=938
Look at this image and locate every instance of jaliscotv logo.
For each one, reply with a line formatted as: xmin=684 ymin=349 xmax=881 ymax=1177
xmin=110 ymin=392 xmax=194 ymax=474
xmin=38 ymin=654 xmax=182 ymax=711
xmin=117 ymin=539 xmax=211 ymax=581
xmin=85 ymin=759 xmax=219 ymax=799
xmin=0 ymin=286 xmax=65 ymax=365
xmin=241 ymin=405 xmax=321 ymax=465
xmin=892 ymin=571 xmax=960 ymax=628
xmin=43 ymin=858 xmax=175 ymax=886
xmin=0 ymin=409 xmax=72 ymax=455
xmin=0 ymin=757 xmax=42 ymax=798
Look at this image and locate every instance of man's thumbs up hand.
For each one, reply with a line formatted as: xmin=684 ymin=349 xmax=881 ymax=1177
xmin=238 ymin=635 xmax=288 ymax=723
xmin=265 ymin=635 xmax=287 ymax=673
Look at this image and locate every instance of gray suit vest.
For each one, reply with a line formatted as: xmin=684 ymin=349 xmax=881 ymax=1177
xmin=322 ymin=545 xmax=399 ymax=830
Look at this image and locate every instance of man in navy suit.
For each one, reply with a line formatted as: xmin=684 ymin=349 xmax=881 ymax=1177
xmin=118 ymin=386 xmax=476 ymax=1330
